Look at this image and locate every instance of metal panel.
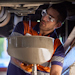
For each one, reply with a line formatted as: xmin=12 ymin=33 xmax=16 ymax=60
xmin=62 ymin=47 xmax=75 ymax=73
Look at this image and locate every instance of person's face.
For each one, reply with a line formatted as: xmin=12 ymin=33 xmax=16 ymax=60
xmin=40 ymin=7 xmax=61 ymax=32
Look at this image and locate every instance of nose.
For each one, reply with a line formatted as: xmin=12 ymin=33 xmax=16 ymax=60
xmin=42 ymin=15 xmax=48 ymax=21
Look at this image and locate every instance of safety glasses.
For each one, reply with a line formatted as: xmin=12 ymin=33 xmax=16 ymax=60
xmin=41 ymin=9 xmax=55 ymax=22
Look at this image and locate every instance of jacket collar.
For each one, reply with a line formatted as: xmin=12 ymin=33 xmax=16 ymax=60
xmin=33 ymin=23 xmax=58 ymax=39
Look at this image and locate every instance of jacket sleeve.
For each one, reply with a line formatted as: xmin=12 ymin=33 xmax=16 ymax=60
xmin=13 ymin=21 xmax=24 ymax=35
xmin=51 ymin=38 xmax=65 ymax=67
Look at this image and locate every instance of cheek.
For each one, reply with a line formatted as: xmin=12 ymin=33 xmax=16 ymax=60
xmin=46 ymin=23 xmax=56 ymax=29
xmin=46 ymin=22 xmax=53 ymax=27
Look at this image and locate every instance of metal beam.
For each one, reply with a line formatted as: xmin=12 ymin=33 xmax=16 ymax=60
xmin=0 ymin=0 xmax=64 ymax=3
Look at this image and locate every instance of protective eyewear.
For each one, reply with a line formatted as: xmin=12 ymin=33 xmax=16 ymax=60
xmin=41 ymin=9 xmax=55 ymax=22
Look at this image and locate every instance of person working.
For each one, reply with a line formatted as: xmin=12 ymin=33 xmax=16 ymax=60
xmin=7 ymin=3 xmax=67 ymax=75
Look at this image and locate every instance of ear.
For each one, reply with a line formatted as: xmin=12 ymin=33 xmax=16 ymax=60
xmin=55 ymin=22 xmax=62 ymax=29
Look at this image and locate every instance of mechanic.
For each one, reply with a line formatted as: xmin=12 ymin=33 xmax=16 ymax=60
xmin=7 ymin=3 xmax=67 ymax=75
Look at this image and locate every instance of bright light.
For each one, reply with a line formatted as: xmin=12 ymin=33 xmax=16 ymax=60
xmin=37 ymin=20 xmax=40 ymax=22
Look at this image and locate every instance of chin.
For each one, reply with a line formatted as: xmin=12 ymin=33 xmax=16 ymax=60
xmin=40 ymin=26 xmax=46 ymax=31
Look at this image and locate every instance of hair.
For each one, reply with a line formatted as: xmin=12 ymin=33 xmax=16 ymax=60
xmin=35 ymin=4 xmax=49 ymax=14
xmin=48 ymin=3 xmax=67 ymax=24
